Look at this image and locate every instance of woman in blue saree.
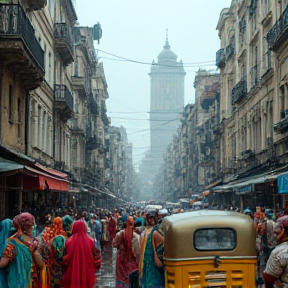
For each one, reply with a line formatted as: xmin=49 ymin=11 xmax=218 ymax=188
xmin=0 ymin=218 xmax=13 ymax=288
xmin=0 ymin=213 xmax=44 ymax=288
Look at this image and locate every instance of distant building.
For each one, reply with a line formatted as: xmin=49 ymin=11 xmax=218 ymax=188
xmin=139 ymin=34 xmax=185 ymax=199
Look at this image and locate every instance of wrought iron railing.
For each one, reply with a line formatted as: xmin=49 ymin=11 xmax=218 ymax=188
xmin=0 ymin=4 xmax=44 ymax=70
xmin=267 ymin=4 xmax=288 ymax=49
xmin=231 ymin=78 xmax=247 ymax=104
xmin=71 ymin=115 xmax=87 ymax=133
xmin=54 ymin=84 xmax=74 ymax=111
xmin=54 ymin=23 xmax=73 ymax=53
xmin=216 ymin=48 xmax=225 ymax=67
xmin=226 ymin=36 xmax=235 ymax=59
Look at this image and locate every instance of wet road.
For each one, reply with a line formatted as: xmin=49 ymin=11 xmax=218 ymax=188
xmin=95 ymin=245 xmax=116 ymax=288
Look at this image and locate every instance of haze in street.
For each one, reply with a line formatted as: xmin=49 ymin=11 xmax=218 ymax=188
xmin=75 ymin=0 xmax=232 ymax=166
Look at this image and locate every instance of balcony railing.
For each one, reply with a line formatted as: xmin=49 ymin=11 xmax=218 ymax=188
xmin=267 ymin=4 xmax=288 ymax=51
xmin=226 ymin=36 xmax=235 ymax=60
xmin=231 ymin=78 xmax=247 ymax=105
xmin=274 ymin=109 xmax=288 ymax=133
xmin=216 ymin=48 xmax=225 ymax=68
xmin=71 ymin=115 xmax=87 ymax=135
xmin=27 ymin=0 xmax=47 ymax=11
xmin=54 ymin=23 xmax=74 ymax=65
xmin=72 ymin=76 xmax=90 ymax=97
xmin=54 ymin=84 xmax=74 ymax=121
xmin=88 ymin=96 xmax=99 ymax=115
xmin=0 ymin=4 xmax=44 ymax=90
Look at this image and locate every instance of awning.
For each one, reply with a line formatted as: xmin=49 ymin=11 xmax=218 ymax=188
xmin=0 ymin=157 xmax=68 ymax=192
xmin=0 ymin=157 xmax=23 ymax=172
xmin=212 ymin=175 xmax=266 ymax=194
xmin=23 ymin=166 xmax=68 ymax=191
xmin=205 ymin=180 xmax=221 ymax=190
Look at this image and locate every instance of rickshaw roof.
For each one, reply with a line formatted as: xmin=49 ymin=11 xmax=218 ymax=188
xmin=162 ymin=210 xmax=256 ymax=259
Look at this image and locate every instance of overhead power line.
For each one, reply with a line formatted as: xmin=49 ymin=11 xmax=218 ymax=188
xmin=97 ymin=49 xmax=215 ymax=68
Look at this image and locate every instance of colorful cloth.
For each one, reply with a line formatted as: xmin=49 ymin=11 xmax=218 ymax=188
xmin=3 ymin=236 xmax=34 ymax=288
xmin=41 ymin=217 xmax=67 ymax=244
xmin=0 ymin=218 xmax=13 ymax=288
xmin=115 ymin=224 xmax=139 ymax=288
xmin=61 ymin=220 xmax=101 ymax=288
xmin=49 ymin=235 xmax=66 ymax=288
xmin=62 ymin=215 xmax=74 ymax=238
xmin=140 ymin=226 xmax=165 ymax=288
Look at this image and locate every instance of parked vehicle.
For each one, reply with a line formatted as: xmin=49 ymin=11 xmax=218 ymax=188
xmin=162 ymin=210 xmax=257 ymax=288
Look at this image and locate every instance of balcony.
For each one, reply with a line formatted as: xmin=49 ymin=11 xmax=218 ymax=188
xmin=86 ymin=136 xmax=101 ymax=150
xmin=54 ymin=84 xmax=74 ymax=122
xmin=267 ymin=4 xmax=288 ymax=51
xmin=54 ymin=23 xmax=74 ymax=66
xmin=72 ymin=76 xmax=90 ymax=98
xmin=274 ymin=109 xmax=288 ymax=133
xmin=231 ymin=78 xmax=247 ymax=105
xmin=26 ymin=0 xmax=47 ymax=11
xmin=71 ymin=115 xmax=86 ymax=135
xmin=0 ymin=4 xmax=44 ymax=90
xmin=88 ymin=96 xmax=99 ymax=116
xmin=216 ymin=48 xmax=225 ymax=68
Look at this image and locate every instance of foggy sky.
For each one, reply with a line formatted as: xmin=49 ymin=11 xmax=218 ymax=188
xmin=75 ymin=0 xmax=232 ymax=166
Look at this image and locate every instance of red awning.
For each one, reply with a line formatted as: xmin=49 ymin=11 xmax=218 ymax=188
xmin=34 ymin=162 xmax=68 ymax=179
xmin=22 ymin=166 xmax=68 ymax=192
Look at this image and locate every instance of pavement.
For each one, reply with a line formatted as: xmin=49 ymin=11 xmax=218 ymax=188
xmin=95 ymin=246 xmax=116 ymax=288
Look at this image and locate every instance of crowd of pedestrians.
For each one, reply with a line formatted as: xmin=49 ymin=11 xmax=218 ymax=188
xmin=2 ymin=203 xmax=288 ymax=288
xmin=0 ymin=205 xmax=169 ymax=288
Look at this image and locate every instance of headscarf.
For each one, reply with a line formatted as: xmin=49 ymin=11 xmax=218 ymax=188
xmin=124 ymin=216 xmax=134 ymax=261
xmin=51 ymin=235 xmax=66 ymax=260
xmin=62 ymin=215 xmax=74 ymax=237
xmin=61 ymin=220 xmax=96 ymax=288
xmin=13 ymin=212 xmax=35 ymax=238
xmin=42 ymin=217 xmax=66 ymax=243
xmin=0 ymin=219 xmax=13 ymax=288
xmin=0 ymin=218 xmax=13 ymax=255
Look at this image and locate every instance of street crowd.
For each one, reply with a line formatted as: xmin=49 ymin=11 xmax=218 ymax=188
xmin=1 ymin=205 xmax=288 ymax=287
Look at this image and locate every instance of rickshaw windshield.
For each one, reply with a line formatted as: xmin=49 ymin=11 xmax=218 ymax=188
xmin=194 ymin=228 xmax=236 ymax=251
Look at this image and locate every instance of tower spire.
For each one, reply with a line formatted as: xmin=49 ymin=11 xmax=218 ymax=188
xmin=165 ymin=28 xmax=170 ymax=48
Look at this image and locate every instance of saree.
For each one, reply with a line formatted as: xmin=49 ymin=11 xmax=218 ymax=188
xmin=62 ymin=220 xmax=101 ymax=288
xmin=4 ymin=237 xmax=33 ymax=288
xmin=115 ymin=230 xmax=139 ymax=288
xmin=0 ymin=219 xmax=12 ymax=288
xmin=140 ymin=227 xmax=165 ymax=288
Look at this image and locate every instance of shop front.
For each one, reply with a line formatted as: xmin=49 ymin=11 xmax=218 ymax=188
xmin=0 ymin=157 xmax=69 ymax=219
xmin=277 ymin=171 xmax=288 ymax=210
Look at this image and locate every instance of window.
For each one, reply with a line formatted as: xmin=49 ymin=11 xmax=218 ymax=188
xmin=194 ymin=228 xmax=236 ymax=251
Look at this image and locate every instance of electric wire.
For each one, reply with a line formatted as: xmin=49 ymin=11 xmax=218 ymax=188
xmin=97 ymin=49 xmax=216 ymax=68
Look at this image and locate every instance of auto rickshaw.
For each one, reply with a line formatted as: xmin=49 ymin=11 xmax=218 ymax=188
xmin=162 ymin=210 xmax=257 ymax=288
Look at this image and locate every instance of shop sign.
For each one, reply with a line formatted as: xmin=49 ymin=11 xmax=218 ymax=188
xmin=238 ymin=184 xmax=253 ymax=194
xmin=278 ymin=172 xmax=288 ymax=194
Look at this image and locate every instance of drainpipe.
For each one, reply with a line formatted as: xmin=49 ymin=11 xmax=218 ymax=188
xmin=0 ymin=67 xmax=4 ymax=145
xmin=25 ymin=91 xmax=30 ymax=155
xmin=0 ymin=67 xmax=3 ymax=144
xmin=53 ymin=95 xmax=56 ymax=160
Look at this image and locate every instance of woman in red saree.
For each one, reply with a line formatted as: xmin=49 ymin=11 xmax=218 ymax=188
xmin=61 ymin=220 xmax=101 ymax=288
xmin=113 ymin=216 xmax=140 ymax=288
